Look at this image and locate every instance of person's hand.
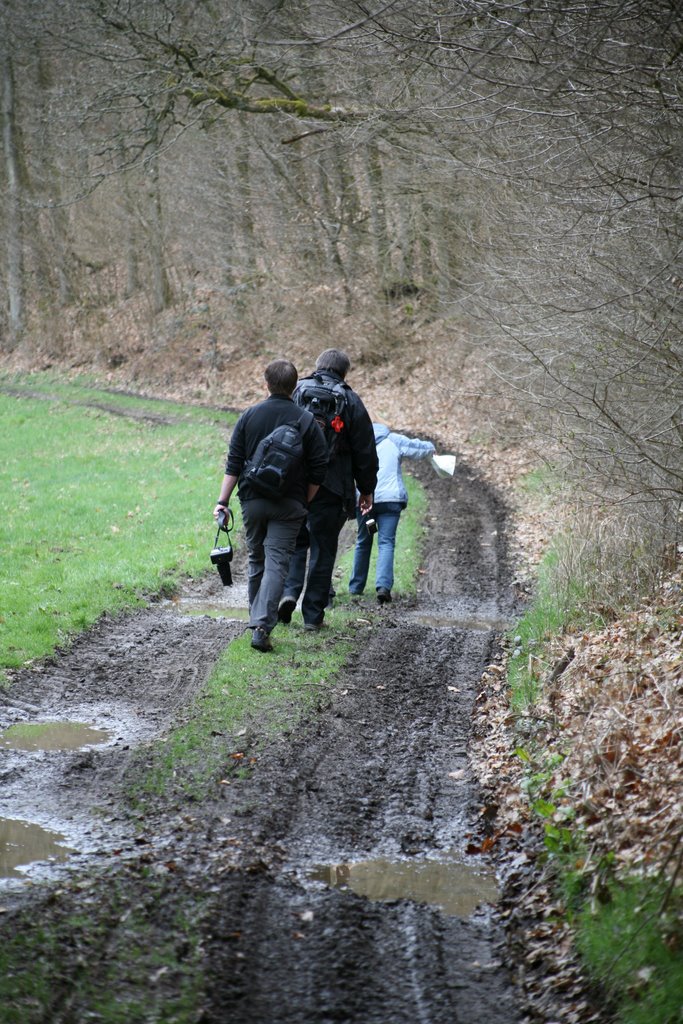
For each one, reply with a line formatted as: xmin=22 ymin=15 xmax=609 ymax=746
xmin=214 ymin=503 xmax=228 ymax=522
xmin=359 ymin=493 xmax=373 ymax=516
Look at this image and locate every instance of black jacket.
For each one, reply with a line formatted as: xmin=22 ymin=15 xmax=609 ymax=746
xmin=226 ymin=394 xmax=329 ymax=505
xmin=294 ymin=370 xmax=378 ymax=505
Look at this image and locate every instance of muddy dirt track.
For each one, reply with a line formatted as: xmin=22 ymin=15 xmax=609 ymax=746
xmin=0 ymin=459 xmax=523 ymax=1024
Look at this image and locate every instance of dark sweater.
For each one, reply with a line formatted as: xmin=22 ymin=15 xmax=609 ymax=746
xmin=294 ymin=371 xmax=378 ymax=503
xmin=226 ymin=394 xmax=329 ymax=505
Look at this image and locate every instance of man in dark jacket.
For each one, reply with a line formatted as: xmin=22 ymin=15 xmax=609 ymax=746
xmin=278 ymin=348 xmax=378 ymax=631
xmin=214 ymin=359 xmax=328 ymax=652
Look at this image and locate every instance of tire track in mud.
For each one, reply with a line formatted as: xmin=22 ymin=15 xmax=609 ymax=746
xmin=200 ymin=462 xmax=522 ymax=1024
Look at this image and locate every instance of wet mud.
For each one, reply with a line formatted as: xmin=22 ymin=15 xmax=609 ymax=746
xmin=0 ymin=458 xmax=522 ymax=1023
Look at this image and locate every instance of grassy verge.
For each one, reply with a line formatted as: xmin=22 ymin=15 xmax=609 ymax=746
xmin=0 ymin=369 xmax=230 ymax=424
xmin=128 ymin=610 xmax=359 ymax=806
xmin=577 ymin=878 xmax=683 ymax=1024
xmin=0 ymin=383 xmax=235 ymax=676
xmin=506 ymin=543 xmax=593 ymax=712
xmin=0 ymin=866 xmax=207 ymax=1024
xmin=517 ymin=730 xmax=683 ymax=1023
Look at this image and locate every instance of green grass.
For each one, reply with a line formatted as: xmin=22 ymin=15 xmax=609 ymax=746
xmin=0 ymin=386 xmax=235 ymax=675
xmin=0 ymin=870 xmax=207 ymax=1024
xmin=0 ymin=369 xmax=230 ymax=424
xmin=577 ymin=878 xmax=683 ymax=1024
xmin=130 ymin=610 xmax=359 ymax=804
xmin=518 ymin=464 xmax=559 ymax=497
xmin=507 ymin=548 xmax=575 ymax=709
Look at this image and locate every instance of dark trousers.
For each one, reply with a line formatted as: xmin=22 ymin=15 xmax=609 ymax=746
xmin=283 ymin=487 xmax=348 ymax=626
xmin=240 ymin=497 xmax=307 ymax=633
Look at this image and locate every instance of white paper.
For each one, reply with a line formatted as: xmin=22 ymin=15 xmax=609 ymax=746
xmin=430 ymin=454 xmax=456 ymax=478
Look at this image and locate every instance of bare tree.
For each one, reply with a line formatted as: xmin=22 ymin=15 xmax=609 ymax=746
xmin=1 ymin=0 xmax=680 ymax=543
xmin=1 ymin=47 xmax=24 ymax=346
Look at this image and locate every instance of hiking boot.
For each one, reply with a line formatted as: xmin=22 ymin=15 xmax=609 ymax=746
xmin=303 ymin=621 xmax=325 ymax=632
xmin=377 ymin=588 xmax=392 ymax=604
xmin=251 ymin=627 xmax=273 ymax=652
xmin=277 ymin=596 xmax=296 ymax=624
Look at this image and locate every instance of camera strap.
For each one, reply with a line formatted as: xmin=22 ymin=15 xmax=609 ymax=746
xmin=214 ymin=506 xmax=234 ymax=548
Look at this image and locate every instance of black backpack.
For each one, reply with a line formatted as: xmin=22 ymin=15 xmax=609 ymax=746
xmin=242 ymin=415 xmax=305 ymax=499
xmin=294 ymin=373 xmax=349 ymax=456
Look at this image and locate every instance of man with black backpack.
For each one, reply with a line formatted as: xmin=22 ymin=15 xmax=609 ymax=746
xmin=278 ymin=348 xmax=378 ymax=631
xmin=214 ymin=359 xmax=328 ymax=652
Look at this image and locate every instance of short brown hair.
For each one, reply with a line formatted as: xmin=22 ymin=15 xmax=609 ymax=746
xmin=264 ymin=359 xmax=298 ymax=396
xmin=315 ymin=348 xmax=351 ymax=379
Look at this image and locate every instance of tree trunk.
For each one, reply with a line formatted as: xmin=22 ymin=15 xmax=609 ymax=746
xmin=146 ymin=127 xmax=172 ymax=314
xmin=314 ymin=150 xmax=352 ymax=311
xmin=364 ymin=140 xmax=391 ymax=297
xmin=236 ymin=114 xmax=257 ymax=285
xmin=418 ymin=193 xmax=437 ymax=299
xmin=2 ymin=52 xmax=24 ymax=346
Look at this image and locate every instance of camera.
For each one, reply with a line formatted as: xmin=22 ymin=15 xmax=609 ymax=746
xmin=211 ymin=507 xmax=234 ymax=586
xmin=210 ymin=543 xmax=233 ymax=586
xmin=364 ymin=514 xmax=377 ymax=537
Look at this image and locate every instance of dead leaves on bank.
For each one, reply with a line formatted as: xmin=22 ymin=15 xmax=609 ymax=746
xmin=471 ymin=569 xmax=683 ymax=1023
xmin=553 ymin=591 xmax=683 ymax=877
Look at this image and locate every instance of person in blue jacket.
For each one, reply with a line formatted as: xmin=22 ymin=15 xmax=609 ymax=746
xmin=349 ymin=423 xmax=435 ymax=603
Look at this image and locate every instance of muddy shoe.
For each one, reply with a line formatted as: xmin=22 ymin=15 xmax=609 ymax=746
xmin=251 ymin=628 xmax=273 ymax=652
xmin=277 ymin=596 xmax=296 ymax=624
xmin=377 ymin=588 xmax=392 ymax=604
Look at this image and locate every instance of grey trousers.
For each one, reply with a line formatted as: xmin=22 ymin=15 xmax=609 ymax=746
xmin=240 ymin=497 xmax=307 ymax=633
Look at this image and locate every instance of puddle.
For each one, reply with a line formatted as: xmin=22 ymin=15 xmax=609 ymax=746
xmin=310 ymin=854 xmax=499 ymax=917
xmin=0 ymin=818 xmax=76 ymax=879
xmin=0 ymin=721 xmax=111 ymax=751
xmin=409 ymin=613 xmax=512 ymax=631
xmin=165 ymin=598 xmax=251 ymax=620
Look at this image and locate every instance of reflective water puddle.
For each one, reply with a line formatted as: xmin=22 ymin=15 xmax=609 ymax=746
xmin=0 ymin=818 xmax=75 ymax=879
xmin=0 ymin=721 xmax=111 ymax=751
xmin=310 ymin=854 xmax=499 ymax=917
xmin=410 ymin=613 xmax=512 ymax=631
xmin=166 ymin=599 xmax=251 ymax=620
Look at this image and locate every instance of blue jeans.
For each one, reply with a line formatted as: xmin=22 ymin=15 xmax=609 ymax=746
xmin=349 ymin=501 xmax=403 ymax=594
